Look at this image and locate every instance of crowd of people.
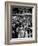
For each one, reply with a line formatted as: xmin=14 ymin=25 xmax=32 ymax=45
xmin=11 ymin=7 xmax=32 ymax=38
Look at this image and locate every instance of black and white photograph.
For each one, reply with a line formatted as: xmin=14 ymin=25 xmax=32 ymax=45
xmin=11 ymin=6 xmax=32 ymax=38
xmin=5 ymin=2 xmax=37 ymax=44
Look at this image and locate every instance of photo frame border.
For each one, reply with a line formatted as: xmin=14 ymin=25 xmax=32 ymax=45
xmin=5 ymin=1 xmax=37 ymax=45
